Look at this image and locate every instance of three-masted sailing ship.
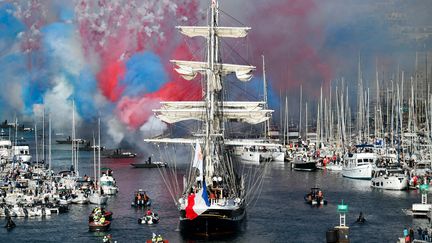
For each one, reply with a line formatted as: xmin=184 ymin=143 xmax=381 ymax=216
xmin=145 ymin=0 xmax=273 ymax=235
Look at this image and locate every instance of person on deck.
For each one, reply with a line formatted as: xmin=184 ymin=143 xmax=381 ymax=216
xmin=143 ymin=192 xmax=150 ymax=205
xmin=99 ymin=216 xmax=106 ymax=225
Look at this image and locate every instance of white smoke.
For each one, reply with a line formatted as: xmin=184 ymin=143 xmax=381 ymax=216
xmin=106 ymin=116 xmax=126 ymax=145
xmin=139 ymin=115 xmax=167 ymax=138
xmin=43 ymin=76 xmax=82 ymax=131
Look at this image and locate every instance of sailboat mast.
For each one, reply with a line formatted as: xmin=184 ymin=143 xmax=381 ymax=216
xmin=98 ymin=117 xmax=101 ymax=186
xmin=262 ymin=55 xmax=269 ymax=138
xmin=14 ymin=117 xmax=17 ymax=148
xmin=284 ymin=95 xmax=288 ymax=146
xmin=299 ymin=85 xmax=303 ymax=139
xmin=48 ymin=114 xmax=51 ymax=174
xmin=93 ymin=134 xmax=96 ymax=186
xmin=305 ymin=102 xmax=308 ymax=139
xmin=35 ymin=123 xmax=38 ymax=164
xmin=72 ymin=100 xmax=78 ymax=176
xmin=42 ymin=107 xmax=45 ymax=162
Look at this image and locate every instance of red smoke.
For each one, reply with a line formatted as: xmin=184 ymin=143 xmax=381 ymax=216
xmin=116 ymin=42 xmax=203 ymax=129
xmin=248 ymin=0 xmax=333 ymax=98
xmin=117 ymin=79 xmax=202 ymax=129
xmin=97 ymin=61 xmax=126 ymax=102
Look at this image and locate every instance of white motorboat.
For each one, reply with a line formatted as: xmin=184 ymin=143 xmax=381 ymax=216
xmin=100 ymin=173 xmax=118 ymax=195
xmin=10 ymin=205 xmax=26 ymax=217
xmin=71 ymin=191 xmax=89 ymax=204
xmin=292 ymin=152 xmax=317 ymax=171
xmin=326 ymin=162 xmax=343 ymax=171
xmin=89 ymin=190 xmax=108 ymax=205
xmin=342 ymin=145 xmax=377 ymax=179
xmin=412 ymin=161 xmax=432 ymax=177
xmin=12 ymin=144 xmax=32 ymax=162
xmin=371 ymin=167 xmax=408 ymax=190
xmin=0 ymin=133 xmax=12 ymax=160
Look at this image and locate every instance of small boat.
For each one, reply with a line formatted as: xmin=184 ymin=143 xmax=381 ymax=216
xmin=304 ymin=187 xmax=327 ymax=205
xmin=89 ymin=207 xmax=112 ymax=232
xmin=292 ymin=153 xmax=317 ymax=171
xmin=146 ymin=234 xmax=168 ymax=243
xmin=89 ymin=191 xmax=108 ymax=205
xmin=130 ymin=161 xmax=168 ymax=168
xmin=108 ymin=149 xmax=137 ymax=158
xmin=56 ymin=136 xmax=86 ymax=144
xmin=89 ymin=208 xmax=113 ymax=222
xmin=138 ymin=211 xmax=160 ymax=225
xmin=71 ymin=191 xmax=89 ymax=204
xmin=325 ymin=163 xmax=343 ymax=171
xmin=88 ymin=220 xmax=111 ymax=232
xmin=131 ymin=190 xmax=151 ymax=207
xmin=100 ymin=170 xmax=118 ymax=195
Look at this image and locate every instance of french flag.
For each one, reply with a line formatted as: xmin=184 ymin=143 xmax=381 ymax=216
xmin=185 ymin=180 xmax=210 ymax=220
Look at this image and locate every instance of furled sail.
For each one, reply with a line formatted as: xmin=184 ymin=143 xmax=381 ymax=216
xmin=154 ymin=101 xmax=272 ymax=124
xmin=171 ymin=60 xmax=255 ymax=87
xmin=177 ymin=26 xmax=251 ymax=38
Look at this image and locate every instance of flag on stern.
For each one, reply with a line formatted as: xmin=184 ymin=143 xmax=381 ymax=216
xmin=185 ymin=180 xmax=210 ymax=220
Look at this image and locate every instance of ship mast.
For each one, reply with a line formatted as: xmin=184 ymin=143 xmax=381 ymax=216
xmin=204 ymin=0 xmax=220 ymax=181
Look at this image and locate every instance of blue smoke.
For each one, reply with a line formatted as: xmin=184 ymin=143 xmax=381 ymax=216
xmin=0 ymin=3 xmax=24 ymax=54
xmin=121 ymin=51 xmax=168 ymax=96
xmin=41 ymin=20 xmax=97 ymax=121
xmin=75 ymin=69 xmax=97 ymax=120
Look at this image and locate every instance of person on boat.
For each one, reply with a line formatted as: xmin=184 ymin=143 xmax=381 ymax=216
xmin=317 ymin=190 xmax=323 ymax=203
xmin=209 ymin=191 xmax=216 ymax=204
xmin=99 ymin=215 xmax=106 ymax=225
xmin=156 ymin=234 xmax=163 ymax=243
xmin=147 ymin=156 xmax=152 ymax=164
xmin=356 ymin=212 xmax=366 ymax=223
xmin=137 ymin=193 xmax=142 ymax=205
xmin=5 ymin=215 xmax=15 ymax=229
xmin=102 ymin=234 xmax=113 ymax=243
xmin=143 ymin=191 xmax=150 ymax=205
xmin=409 ymin=227 xmax=414 ymax=242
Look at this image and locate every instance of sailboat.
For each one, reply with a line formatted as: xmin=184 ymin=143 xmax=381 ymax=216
xmin=145 ymin=0 xmax=272 ymax=235
xmin=89 ymin=119 xmax=108 ymax=205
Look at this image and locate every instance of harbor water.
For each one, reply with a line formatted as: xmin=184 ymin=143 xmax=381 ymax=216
xmin=0 ymin=138 xmax=427 ymax=242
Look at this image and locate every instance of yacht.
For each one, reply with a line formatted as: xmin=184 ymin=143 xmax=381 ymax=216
xmin=371 ymin=166 xmax=408 ymax=190
xmin=292 ymin=150 xmax=317 ymax=171
xmin=0 ymin=130 xmax=12 ymax=160
xmin=342 ymin=145 xmax=377 ymax=179
xmin=12 ymin=144 xmax=32 ymax=162
xmin=100 ymin=171 xmax=118 ymax=195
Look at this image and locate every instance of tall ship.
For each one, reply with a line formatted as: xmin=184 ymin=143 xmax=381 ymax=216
xmin=145 ymin=0 xmax=272 ymax=236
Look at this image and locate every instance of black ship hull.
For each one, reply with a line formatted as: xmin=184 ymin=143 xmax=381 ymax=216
xmin=179 ymin=207 xmax=246 ymax=237
xmin=130 ymin=162 xmax=167 ymax=168
xmin=292 ymin=161 xmax=317 ymax=171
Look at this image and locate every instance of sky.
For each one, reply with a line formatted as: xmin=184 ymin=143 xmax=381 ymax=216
xmin=0 ymin=0 xmax=431 ymax=149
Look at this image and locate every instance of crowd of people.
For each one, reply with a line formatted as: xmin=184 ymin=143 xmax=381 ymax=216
xmin=91 ymin=207 xmax=107 ymax=225
xmin=403 ymin=226 xmax=432 ymax=242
